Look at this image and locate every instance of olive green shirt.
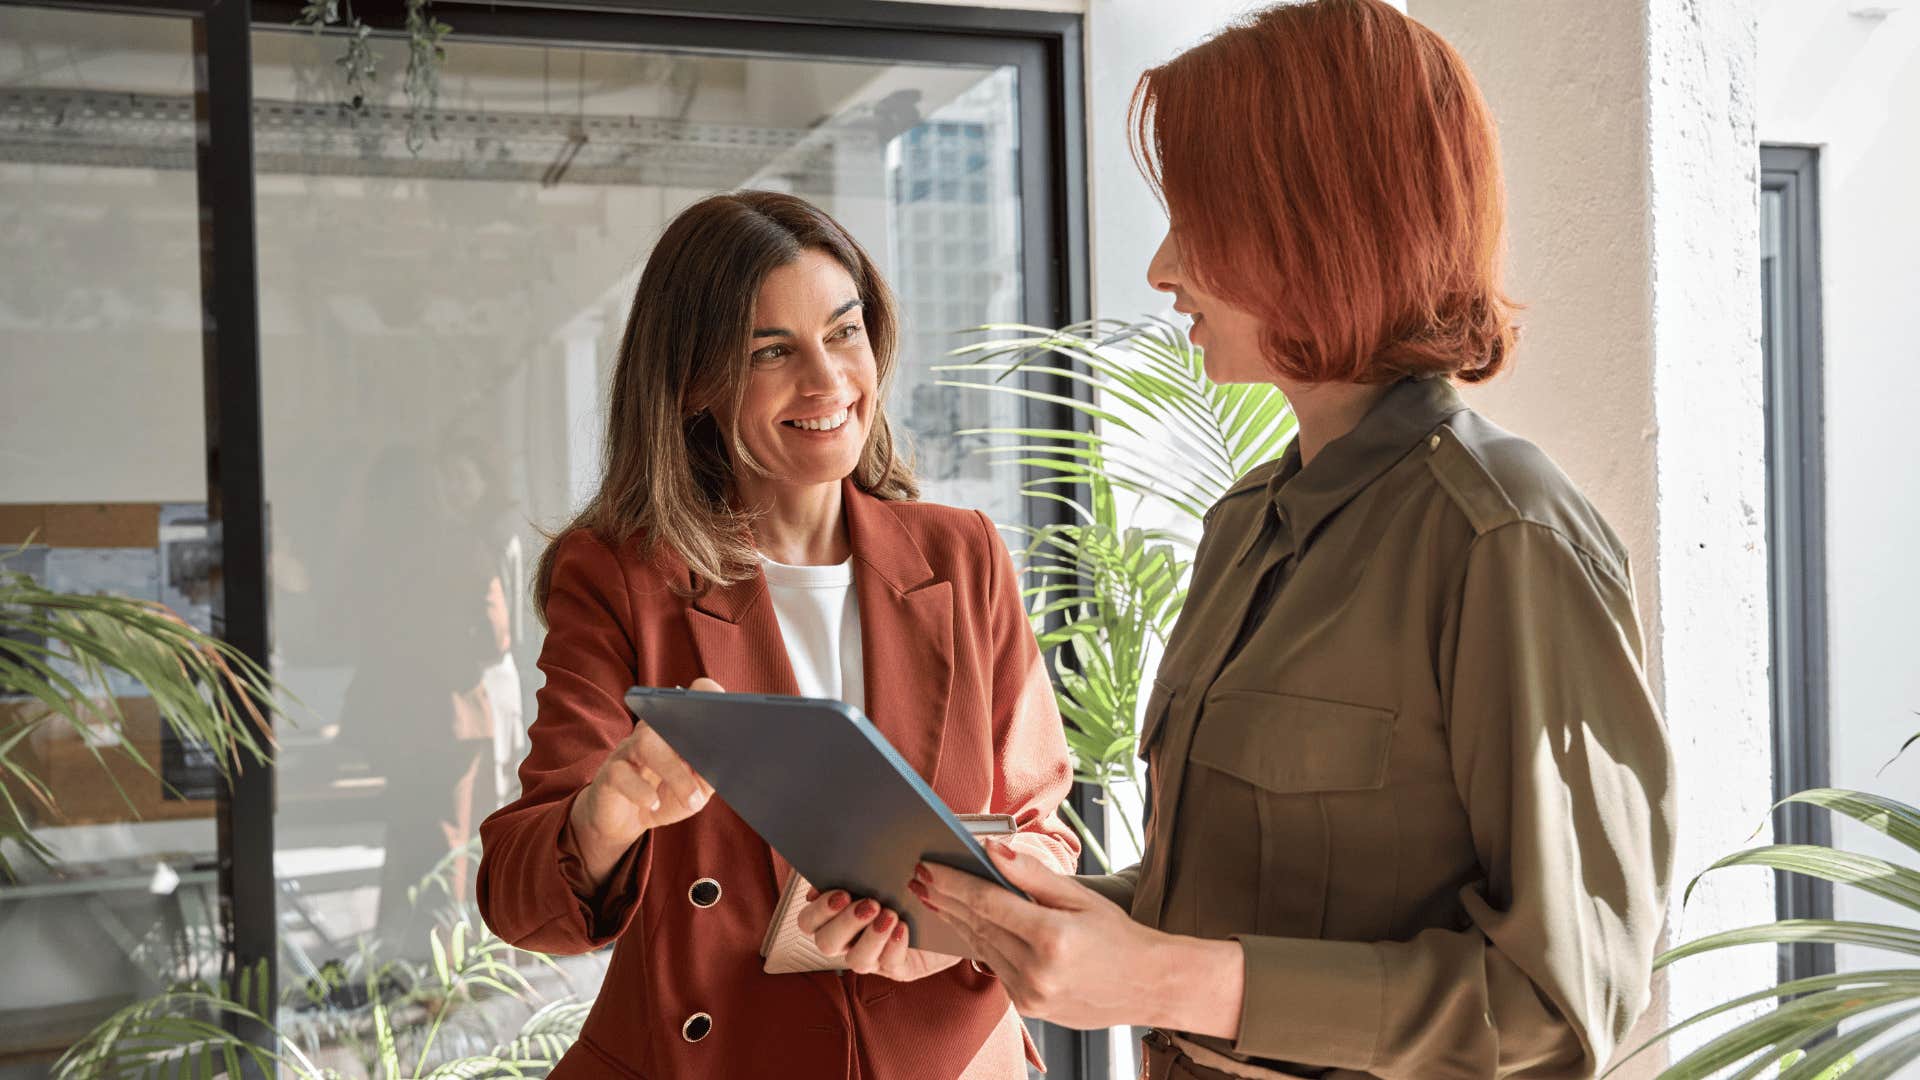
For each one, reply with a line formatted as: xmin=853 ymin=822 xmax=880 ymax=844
xmin=1083 ymin=377 xmax=1676 ymax=1078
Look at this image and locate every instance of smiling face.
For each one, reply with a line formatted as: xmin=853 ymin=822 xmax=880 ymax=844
xmin=715 ymin=248 xmax=878 ymax=499
xmin=1147 ymin=226 xmax=1275 ymax=385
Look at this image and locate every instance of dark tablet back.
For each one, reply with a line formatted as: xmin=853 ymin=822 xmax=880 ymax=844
xmin=624 ymin=686 xmax=1026 ymax=946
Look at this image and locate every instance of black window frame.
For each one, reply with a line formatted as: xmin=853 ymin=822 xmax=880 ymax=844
xmin=1 ymin=0 xmax=1096 ymax=1074
xmin=1761 ymin=143 xmax=1831 ymax=988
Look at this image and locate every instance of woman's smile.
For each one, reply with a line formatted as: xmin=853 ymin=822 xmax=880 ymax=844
xmin=781 ymin=402 xmax=857 ymax=433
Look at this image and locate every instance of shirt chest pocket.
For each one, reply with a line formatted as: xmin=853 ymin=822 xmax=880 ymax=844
xmin=1184 ymin=689 xmax=1397 ymax=940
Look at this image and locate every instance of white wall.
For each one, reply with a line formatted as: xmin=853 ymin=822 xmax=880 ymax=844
xmin=1758 ymin=0 xmax=1920 ymax=971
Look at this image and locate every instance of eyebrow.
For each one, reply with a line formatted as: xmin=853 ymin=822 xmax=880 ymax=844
xmin=751 ymin=298 xmax=863 ymax=340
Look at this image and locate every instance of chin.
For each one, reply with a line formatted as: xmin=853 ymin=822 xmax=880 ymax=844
xmin=1200 ymin=351 xmax=1241 ymax=384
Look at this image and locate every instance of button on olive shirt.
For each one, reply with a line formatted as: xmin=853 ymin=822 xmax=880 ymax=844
xmin=1082 ymin=377 xmax=1676 ymax=1078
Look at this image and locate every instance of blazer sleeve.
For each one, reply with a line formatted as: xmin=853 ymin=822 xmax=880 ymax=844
xmin=477 ymin=530 xmax=653 ymax=955
xmin=975 ymin=511 xmax=1081 ymax=876
xmin=1228 ymin=521 xmax=1676 ymax=1077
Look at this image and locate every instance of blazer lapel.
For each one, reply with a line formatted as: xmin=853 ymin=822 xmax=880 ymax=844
xmin=684 ymin=570 xmax=799 ymax=699
xmin=844 ymin=482 xmax=952 ymax=790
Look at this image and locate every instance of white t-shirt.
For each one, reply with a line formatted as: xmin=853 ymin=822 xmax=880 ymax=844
xmin=758 ymin=555 xmax=864 ymax=710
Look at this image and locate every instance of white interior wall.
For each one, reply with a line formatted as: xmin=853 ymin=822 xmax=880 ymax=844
xmin=1758 ymin=0 xmax=1920 ymax=973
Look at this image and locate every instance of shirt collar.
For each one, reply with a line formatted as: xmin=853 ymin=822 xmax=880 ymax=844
xmin=1266 ymin=376 xmax=1469 ymax=552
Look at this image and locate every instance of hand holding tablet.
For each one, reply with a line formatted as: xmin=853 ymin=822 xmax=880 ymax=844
xmin=623 ymin=684 xmax=1027 ymax=950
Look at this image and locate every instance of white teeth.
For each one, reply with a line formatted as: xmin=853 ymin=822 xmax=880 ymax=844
xmin=788 ymin=408 xmax=850 ymax=432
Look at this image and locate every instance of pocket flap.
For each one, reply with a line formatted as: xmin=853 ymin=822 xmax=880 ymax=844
xmin=1189 ymin=690 xmax=1394 ymax=793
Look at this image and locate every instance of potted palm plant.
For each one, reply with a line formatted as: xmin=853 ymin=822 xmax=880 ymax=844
xmin=1607 ymin=731 xmax=1920 ymax=1079
xmin=0 ymin=543 xmax=585 ymax=1077
xmin=0 ymin=542 xmax=279 ymax=874
xmin=54 ymin=904 xmax=588 ymax=1079
xmin=940 ymin=316 xmax=1293 ymax=867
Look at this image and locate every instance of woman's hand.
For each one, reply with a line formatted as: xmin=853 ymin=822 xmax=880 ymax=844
xmin=795 ymin=886 xmax=963 ymax=982
xmin=912 ymin=841 xmax=1245 ymax=1036
xmin=567 ymin=677 xmax=720 ymax=887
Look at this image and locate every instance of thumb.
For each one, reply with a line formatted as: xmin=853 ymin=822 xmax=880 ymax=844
xmin=986 ymin=839 xmax=1089 ymax=910
xmin=689 ymin=676 xmax=725 ymax=693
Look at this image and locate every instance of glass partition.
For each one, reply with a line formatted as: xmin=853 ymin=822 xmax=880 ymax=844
xmin=248 ymin=28 xmax=1028 ymax=1065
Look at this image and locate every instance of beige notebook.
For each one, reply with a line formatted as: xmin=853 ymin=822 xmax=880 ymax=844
xmin=761 ymin=814 xmax=1015 ymax=974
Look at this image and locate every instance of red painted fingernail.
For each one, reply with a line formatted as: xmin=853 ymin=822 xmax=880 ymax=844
xmin=827 ymin=892 xmax=849 ymax=912
xmin=913 ymin=863 xmax=931 ymax=883
xmin=855 ymin=899 xmax=879 ymax=919
xmin=893 ymin=923 xmax=907 ymax=943
xmin=805 ymin=887 xmax=820 ymax=902
xmin=908 ymin=880 xmax=928 ymax=900
xmin=875 ymin=911 xmax=897 ymax=931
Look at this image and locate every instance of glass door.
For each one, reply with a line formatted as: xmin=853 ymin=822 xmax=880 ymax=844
xmin=248 ymin=25 xmax=1037 ymax=1069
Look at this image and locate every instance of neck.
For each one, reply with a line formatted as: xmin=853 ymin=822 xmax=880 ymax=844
xmin=739 ymin=477 xmax=850 ymax=566
xmin=1279 ymin=379 xmax=1395 ymax=466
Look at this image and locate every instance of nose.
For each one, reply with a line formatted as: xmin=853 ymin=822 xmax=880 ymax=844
xmin=1146 ymin=231 xmax=1182 ymax=296
xmin=793 ymin=343 xmax=847 ymax=396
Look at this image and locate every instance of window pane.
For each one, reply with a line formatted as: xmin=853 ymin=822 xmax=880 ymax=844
xmin=0 ymin=6 xmax=218 ymax=1067
xmin=250 ymin=30 xmax=1026 ymax=1067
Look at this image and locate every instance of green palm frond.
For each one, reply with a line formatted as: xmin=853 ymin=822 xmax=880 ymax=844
xmin=938 ymin=316 xmax=1295 ymax=524
xmin=944 ymin=317 xmax=1294 ymax=868
xmin=1 ymin=544 xmax=290 ymax=875
xmin=53 ymin=961 xmax=333 ymax=1080
xmin=1610 ymin=783 xmax=1920 ymax=1078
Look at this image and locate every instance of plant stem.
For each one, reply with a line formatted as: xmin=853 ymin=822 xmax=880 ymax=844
xmin=410 ymin=993 xmax=453 ymax=1078
xmin=1096 ymin=782 xmax=1143 ymax=862
xmin=1059 ymin=797 xmax=1110 ymax=873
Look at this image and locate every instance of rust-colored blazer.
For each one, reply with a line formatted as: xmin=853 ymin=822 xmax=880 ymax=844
xmin=477 ymin=484 xmax=1079 ymax=1080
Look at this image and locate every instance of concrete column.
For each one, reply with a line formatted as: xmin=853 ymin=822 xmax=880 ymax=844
xmin=1408 ymin=0 xmax=1769 ymax=1065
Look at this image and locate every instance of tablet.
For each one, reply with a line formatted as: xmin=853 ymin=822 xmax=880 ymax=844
xmin=623 ymin=686 xmax=1028 ymax=947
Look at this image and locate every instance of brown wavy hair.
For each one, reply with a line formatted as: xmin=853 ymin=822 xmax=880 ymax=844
xmin=534 ymin=190 xmax=917 ymax=616
xmin=1132 ymin=0 xmax=1519 ymax=383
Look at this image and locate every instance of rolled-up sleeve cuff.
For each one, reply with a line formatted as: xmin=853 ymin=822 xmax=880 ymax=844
xmin=555 ymin=795 xmax=649 ymax=945
xmin=1229 ymin=935 xmax=1383 ymax=1069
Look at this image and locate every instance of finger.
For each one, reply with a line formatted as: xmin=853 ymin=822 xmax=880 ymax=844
xmin=844 ymin=908 xmax=898 ymax=974
xmin=965 ymin=927 xmax=1027 ymax=997
xmin=875 ymin=916 xmax=911 ymax=976
xmin=628 ymin=723 xmax=708 ymax=812
xmin=688 ymin=676 xmax=725 ymax=693
xmin=795 ymin=890 xmax=849 ymax=935
xmin=598 ymin=758 xmax=663 ymax=812
xmin=917 ymin=861 xmax=1044 ymax=938
xmin=983 ymin=841 xmax=1092 ymax=909
xmin=913 ymin=875 xmax=1040 ymax=971
xmin=811 ymin=897 xmax=882 ymax=956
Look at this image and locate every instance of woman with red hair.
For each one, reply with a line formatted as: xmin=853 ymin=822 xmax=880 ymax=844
xmin=916 ymin=2 xmax=1676 ymax=1077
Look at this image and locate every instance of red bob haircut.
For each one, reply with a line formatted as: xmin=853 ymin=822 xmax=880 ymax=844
xmin=1133 ymin=0 xmax=1517 ymax=384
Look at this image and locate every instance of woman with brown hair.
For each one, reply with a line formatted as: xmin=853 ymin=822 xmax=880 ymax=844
xmin=916 ymin=2 xmax=1676 ymax=1077
xmin=477 ymin=190 xmax=1078 ymax=1079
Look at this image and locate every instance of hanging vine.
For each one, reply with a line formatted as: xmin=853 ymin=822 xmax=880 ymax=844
xmin=294 ymin=0 xmax=451 ymax=152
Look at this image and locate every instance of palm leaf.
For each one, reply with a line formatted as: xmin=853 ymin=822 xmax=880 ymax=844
xmin=1642 ymin=786 xmax=1920 ymax=1078
xmin=51 ymin=980 xmax=324 ymax=1080
xmin=0 ymin=548 xmax=296 ymax=876
xmin=1682 ymin=844 xmax=1920 ymax=913
xmin=1776 ymin=788 xmax=1920 ymax=858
